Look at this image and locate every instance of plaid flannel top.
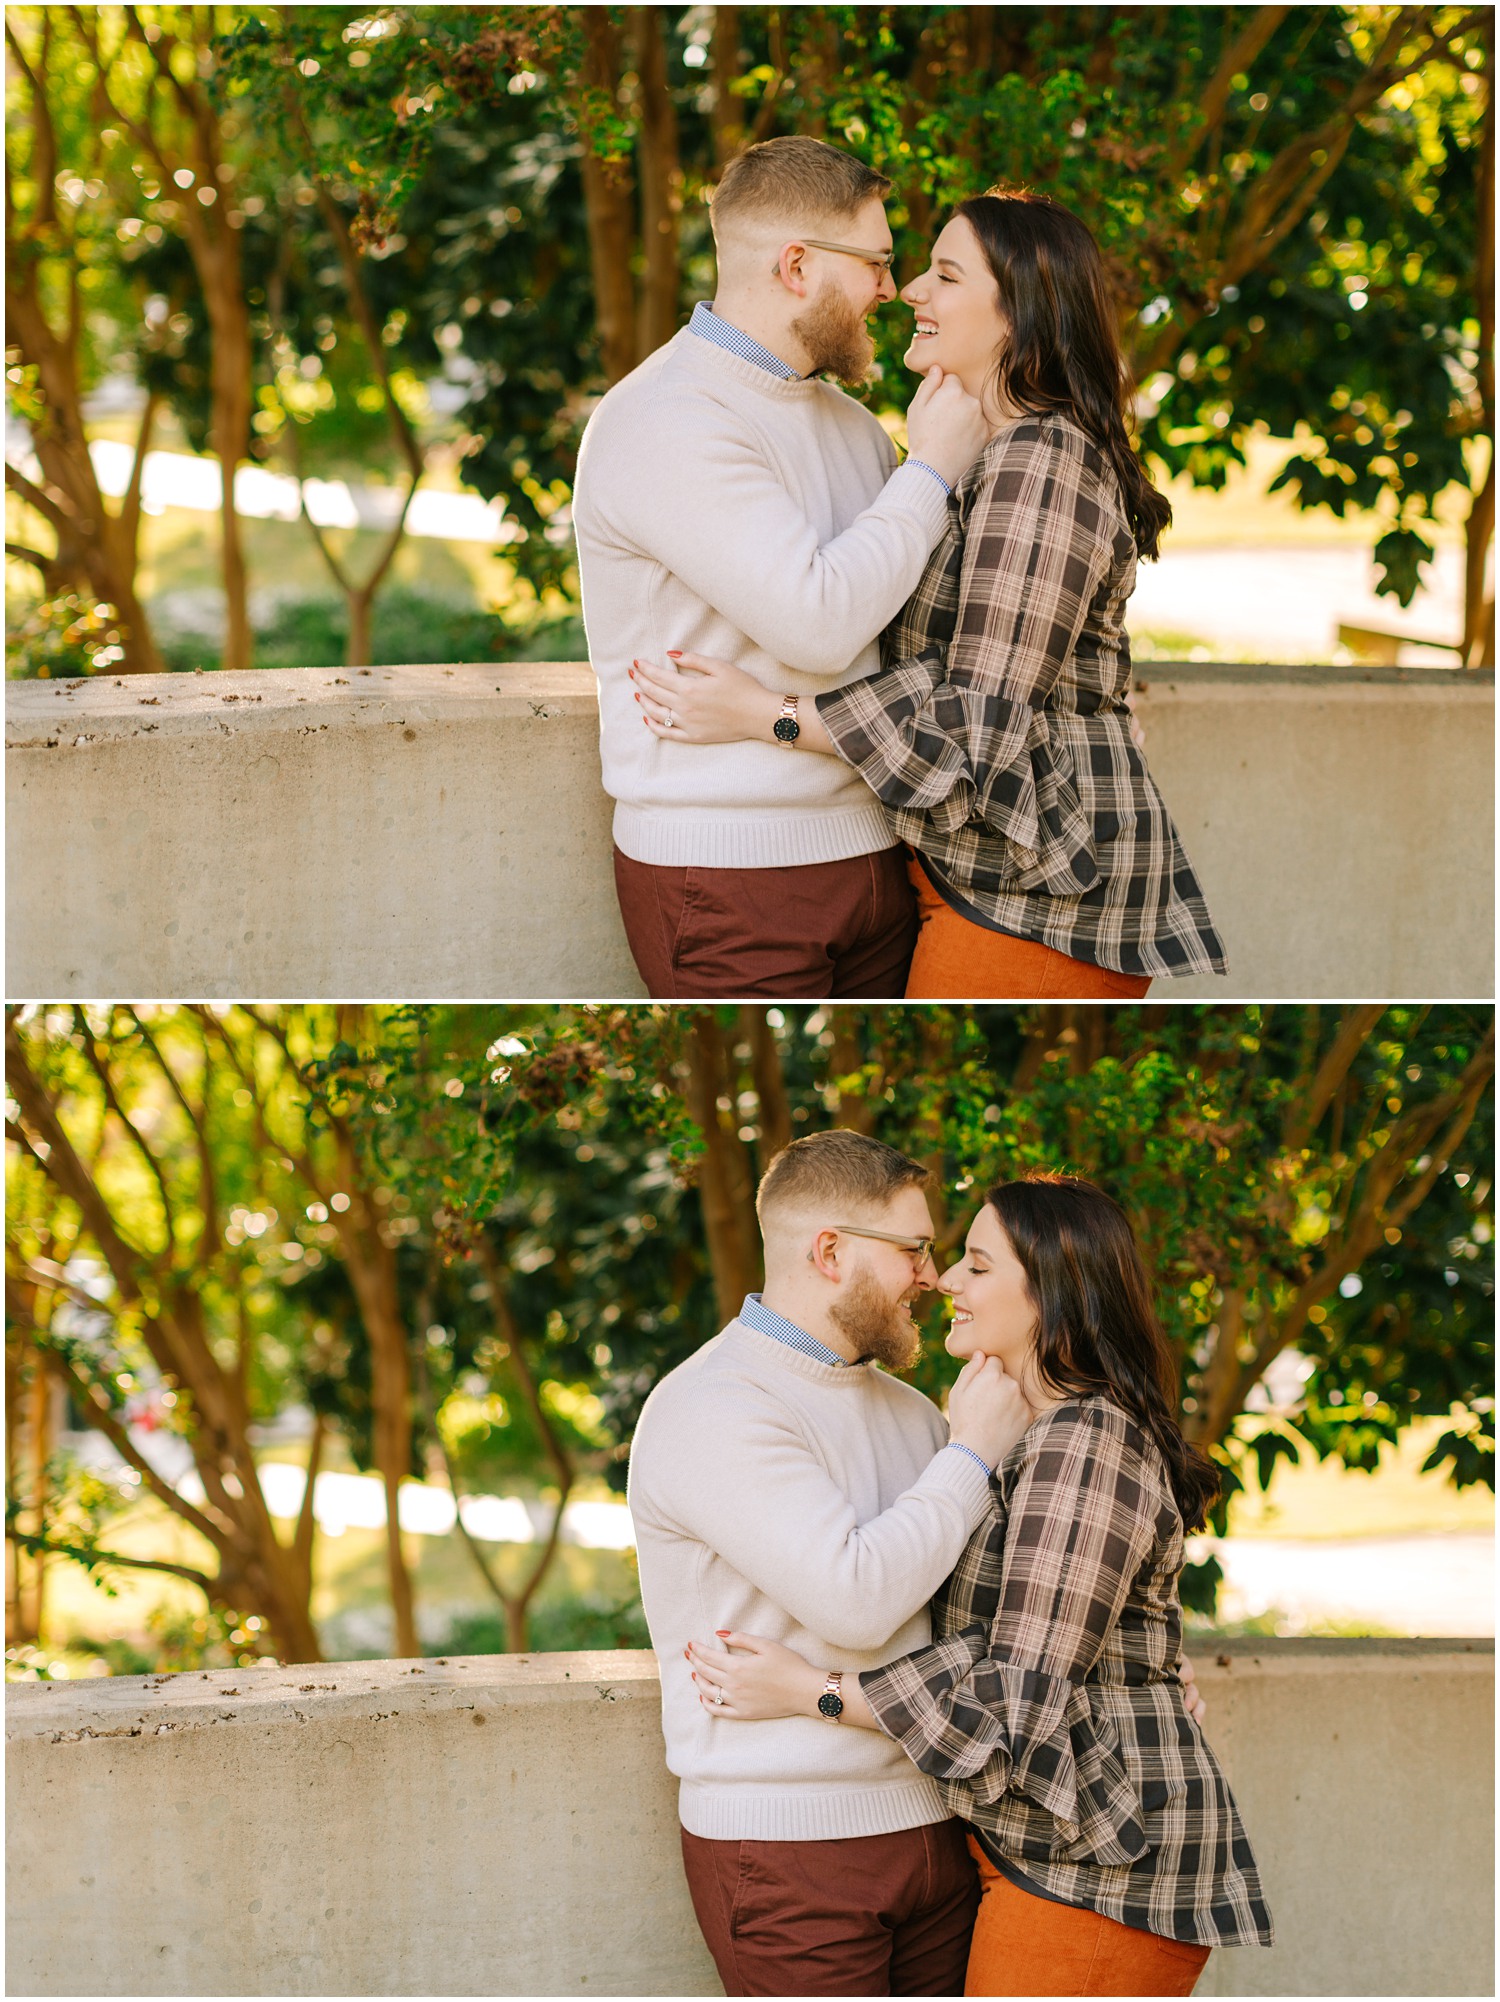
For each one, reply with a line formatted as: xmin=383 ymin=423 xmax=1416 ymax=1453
xmin=815 ymin=414 xmax=1228 ymax=979
xmin=858 ymin=1396 xmax=1274 ymax=1948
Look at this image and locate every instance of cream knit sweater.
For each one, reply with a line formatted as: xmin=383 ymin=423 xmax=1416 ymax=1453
xmin=627 ymin=1320 xmax=995 ymax=1840
xmin=572 ymin=326 xmax=952 ymax=868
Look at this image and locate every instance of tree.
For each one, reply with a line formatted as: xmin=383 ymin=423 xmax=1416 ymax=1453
xmin=5 ymin=1004 xmax=462 ymax=1663
xmin=5 ymin=1006 xmax=327 ymax=1661
xmin=244 ymin=5 xmax=1491 ymax=647
xmin=5 ymin=6 xmax=267 ymax=674
xmin=495 ymin=1005 xmax=1494 ymax=1549
xmin=11 ymin=1006 xmax=1490 ymax=1655
xmin=4 ymin=10 xmax=167 ymax=673
xmin=15 ymin=8 xmax=1488 ymax=666
xmin=208 ymin=11 xmax=440 ymax=667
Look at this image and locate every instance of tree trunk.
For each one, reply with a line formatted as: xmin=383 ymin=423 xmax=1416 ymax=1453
xmin=353 ymin=1258 xmax=420 ymax=1660
xmin=684 ymin=1013 xmax=762 ymax=1322
xmin=3 ymin=363 xmax=167 ymax=674
xmin=746 ymin=1008 xmax=792 ymax=1173
xmin=710 ymin=8 xmax=746 ymax=167
xmin=1465 ymin=11 xmax=1495 ymax=668
xmin=207 ymin=290 xmax=255 ymax=673
xmin=25 ymin=1359 xmax=52 ymax=1643
xmin=828 ymin=1017 xmax=878 ymax=1134
xmin=68 ymin=11 xmax=257 ymax=672
xmin=2 ymin=21 xmax=164 ymax=674
xmin=634 ymin=8 xmax=682 ymax=359
xmin=578 ymin=9 xmax=640 ymax=385
xmin=5 ymin=1014 xmax=340 ymax=1664
xmin=4 ymin=1322 xmax=24 ymax=1647
xmin=348 ymin=588 xmax=374 ymax=671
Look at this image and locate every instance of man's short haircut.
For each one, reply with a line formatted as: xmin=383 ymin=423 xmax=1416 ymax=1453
xmin=756 ymin=1129 xmax=930 ymax=1225
xmin=710 ymin=136 xmax=893 ymax=245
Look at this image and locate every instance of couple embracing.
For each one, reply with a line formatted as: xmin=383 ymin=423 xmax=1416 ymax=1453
xmin=628 ymin=1130 xmax=1274 ymax=1996
xmin=575 ymin=136 xmax=1226 ymax=1000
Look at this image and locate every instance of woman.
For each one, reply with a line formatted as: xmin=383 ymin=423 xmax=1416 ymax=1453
xmin=632 ymin=190 xmax=1226 ymax=998
xmin=683 ymin=1176 xmax=1274 ymax=1997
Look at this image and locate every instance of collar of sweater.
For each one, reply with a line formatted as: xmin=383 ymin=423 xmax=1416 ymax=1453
xmin=671 ymin=324 xmax=846 ymax=403
xmin=723 ymin=1318 xmax=889 ymax=1387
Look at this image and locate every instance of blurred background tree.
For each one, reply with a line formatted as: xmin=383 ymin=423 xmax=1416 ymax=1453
xmin=8 ymin=6 xmax=1492 ymax=671
xmin=7 ymin=1003 xmax=1492 ymax=1666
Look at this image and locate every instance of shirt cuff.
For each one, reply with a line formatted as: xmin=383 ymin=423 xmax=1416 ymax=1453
xmin=946 ymin=1440 xmax=994 ymax=1479
xmin=903 ymin=457 xmax=953 ymax=496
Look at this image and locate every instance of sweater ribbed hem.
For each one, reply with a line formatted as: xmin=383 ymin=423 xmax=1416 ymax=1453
xmin=613 ymin=800 xmax=897 ymax=870
xmin=679 ymin=1777 xmax=950 ymax=1842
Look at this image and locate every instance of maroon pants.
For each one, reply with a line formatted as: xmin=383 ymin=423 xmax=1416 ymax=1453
xmin=613 ymin=845 xmax=917 ymax=999
xmin=680 ymin=1822 xmax=980 ymax=1997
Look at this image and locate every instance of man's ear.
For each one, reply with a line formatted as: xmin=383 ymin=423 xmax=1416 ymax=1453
xmin=807 ymin=1226 xmax=841 ymax=1280
xmin=774 ymin=240 xmax=811 ymax=297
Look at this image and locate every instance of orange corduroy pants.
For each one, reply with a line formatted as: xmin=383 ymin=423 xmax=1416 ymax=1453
xmin=963 ymin=1838 xmax=1211 ymax=1997
xmin=904 ymin=855 xmax=1153 ymax=1000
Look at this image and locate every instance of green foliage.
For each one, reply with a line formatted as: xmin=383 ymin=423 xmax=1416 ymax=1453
xmin=489 ymin=1005 xmax=1494 ymax=1510
xmin=10 ymin=5 xmax=1489 ymax=663
xmin=5 ymin=595 xmax=132 ymax=679
xmin=5 ymin=1451 xmax=138 ymax=1598
xmin=12 ymin=1005 xmax=1490 ymax=1644
xmin=204 ymin=5 xmax=1489 ymax=610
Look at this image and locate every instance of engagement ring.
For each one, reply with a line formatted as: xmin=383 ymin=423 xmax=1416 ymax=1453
xmin=666 ymin=709 xmax=677 ymax=729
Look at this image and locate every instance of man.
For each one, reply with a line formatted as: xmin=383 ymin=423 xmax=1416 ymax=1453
xmin=627 ymin=1131 xmax=1025 ymax=1996
xmin=572 ymin=137 xmax=989 ymax=999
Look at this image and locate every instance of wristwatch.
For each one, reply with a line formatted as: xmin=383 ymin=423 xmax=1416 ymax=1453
xmin=817 ymin=1669 xmax=844 ymax=1720
xmin=773 ymin=694 xmax=801 ymax=745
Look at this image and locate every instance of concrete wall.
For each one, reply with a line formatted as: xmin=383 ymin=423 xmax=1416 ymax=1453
xmin=6 ymin=1640 xmax=1492 ymax=1998
xmin=5 ymin=662 xmax=1493 ymax=998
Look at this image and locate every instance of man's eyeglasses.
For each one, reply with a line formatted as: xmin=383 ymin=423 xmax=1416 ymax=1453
xmin=832 ymin=1224 xmax=936 ymax=1266
xmin=783 ymin=239 xmax=896 ymax=274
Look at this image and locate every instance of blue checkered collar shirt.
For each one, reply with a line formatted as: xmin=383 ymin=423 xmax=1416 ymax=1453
xmin=739 ymin=1292 xmax=868 ymax=1367
xmin=688 ymin=301 xmax=804 ymax=381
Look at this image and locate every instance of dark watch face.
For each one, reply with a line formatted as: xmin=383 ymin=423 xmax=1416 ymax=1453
xmin=818 ymin=1690 xmax=844 ymax=1718
xmin=773 ymin=715 xmax=801 ymax=743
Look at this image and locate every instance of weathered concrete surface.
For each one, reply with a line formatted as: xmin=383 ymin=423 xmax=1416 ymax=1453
xmin=5 ymin=1640 xmax=1492 ymax=1997
xmin=5 ymin=662 xmax=1493 ymax=997
xmin=1186 ymin=1639 xmax=1493 ymax=1997
xmin=5 ymin=664 xmax=639 ymax=999
xmin=1128 ymin=665 xmax=1493 ymax=999
xmin=5 ymin=1650 xmax=716 ymax=1998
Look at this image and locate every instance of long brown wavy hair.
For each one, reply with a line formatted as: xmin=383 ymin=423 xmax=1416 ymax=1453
xmin=954 ymin=188 xmax=1172 ymax=561
xmin=985 ymin=1173 xmax=1219 ymax=1530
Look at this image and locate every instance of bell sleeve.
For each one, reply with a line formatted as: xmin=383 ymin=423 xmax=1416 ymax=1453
xmin=857 ymin=1402 xmax=1165 ymax=1866
xmin=815 ymin=421 xmax=1118 ymax=897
